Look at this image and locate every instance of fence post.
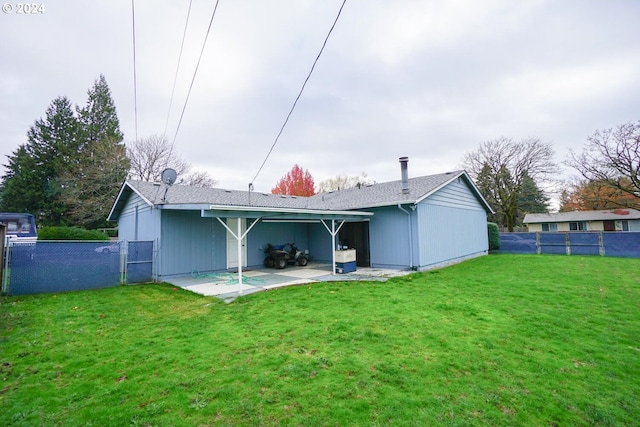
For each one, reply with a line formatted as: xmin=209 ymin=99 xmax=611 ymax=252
xmin=2 ymin=241 xmax=11 ymax=294
xmin=566 ymin=233 xmax=571 ymax=256
xmin=121 ymin=240 xmax=127 ymax=284
xmin=153 ymin=238 xmax=159 ymax=282
xmin=599 ymin=231 xmax=605 ymax=256
xmin=536 ymin=232 xmax=541 ymax=254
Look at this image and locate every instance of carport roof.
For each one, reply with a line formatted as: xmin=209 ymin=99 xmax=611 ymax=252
xmin=108 ymin=170 xmax=492 ymax=221
xmin=108 ymin=180 xmax=372 ymax=221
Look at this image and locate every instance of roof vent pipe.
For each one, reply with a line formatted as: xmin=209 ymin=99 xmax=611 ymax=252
xmin=399 ymin=156 xmax=409 ymax=194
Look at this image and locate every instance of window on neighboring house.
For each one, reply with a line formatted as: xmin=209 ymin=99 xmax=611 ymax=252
xmin=541 ymin=223 xmax=558 ymax=232
xmin=569 ymin=221 xmax=587 ymax=231
xmin=622 ymin=220 xmax=629 ymax=232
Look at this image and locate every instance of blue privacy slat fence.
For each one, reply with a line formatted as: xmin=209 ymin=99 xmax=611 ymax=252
xmin=499 ymin=232 xmax=640 ymax=257
xmin=3 ymin=240 xmax=155 ymax=296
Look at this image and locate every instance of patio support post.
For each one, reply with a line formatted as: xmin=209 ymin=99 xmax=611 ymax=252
xmin=237 ymin=217 xmax=243 ymax=289
xmin=216 ymin=216 xmax=262 ymax=294
xmin=332 ymin=219 xmax=336 ymax=275
xmin=321 ymin=219 xmax=346 ymax=276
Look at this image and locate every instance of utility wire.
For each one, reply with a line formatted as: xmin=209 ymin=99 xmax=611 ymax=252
xmin=163 ymin=0 xmax=193 ymax=138
xmin=167 ymin=0 xmax=221 ymax=163
xmin=131 ymin=0 xmax=139 ymax=142
xmin=250 ymin=0 xmax=348 ymax=186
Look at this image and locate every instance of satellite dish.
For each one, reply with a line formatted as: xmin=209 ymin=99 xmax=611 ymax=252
xmin=161 ymin=168 xmax=177 ymax=185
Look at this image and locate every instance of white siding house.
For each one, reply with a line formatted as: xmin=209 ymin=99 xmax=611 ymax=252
xmin=523 ymin=209 xmax=640 ymax=232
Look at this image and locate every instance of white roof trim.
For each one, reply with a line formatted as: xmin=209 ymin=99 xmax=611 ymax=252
xmin=205 ymin=204 xmax=373 ymax=217
xmin=107 ymin=181 xmax=154 ymax=221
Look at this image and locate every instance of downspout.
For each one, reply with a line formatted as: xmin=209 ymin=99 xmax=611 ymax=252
xmin=398 ymin=204 xmax=414 ymax=269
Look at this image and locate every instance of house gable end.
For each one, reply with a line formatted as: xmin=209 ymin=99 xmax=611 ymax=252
xmin=108 ymin=182 xmax=155 ymax=221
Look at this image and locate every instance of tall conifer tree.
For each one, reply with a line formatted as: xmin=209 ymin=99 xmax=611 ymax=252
xmin=61 ymin=75 xmax=129 ymax=229
xmin=0 ymin=96 xmax=80 ymax=225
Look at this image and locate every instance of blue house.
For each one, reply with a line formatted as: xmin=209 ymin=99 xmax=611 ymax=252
xmin=108 ymin=158 xmax=493 ymax=281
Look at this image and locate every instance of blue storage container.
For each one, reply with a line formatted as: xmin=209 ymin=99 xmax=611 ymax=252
xmin=335 ymin=261 xmax=356 ymax=274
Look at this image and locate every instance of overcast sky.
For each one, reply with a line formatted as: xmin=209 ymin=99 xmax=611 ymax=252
xmin=1 ymin=0 xmax=639 ymax=194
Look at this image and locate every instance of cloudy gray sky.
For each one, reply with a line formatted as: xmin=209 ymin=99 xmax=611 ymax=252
xmin=1 ymin=0 xmax=639 ymax=194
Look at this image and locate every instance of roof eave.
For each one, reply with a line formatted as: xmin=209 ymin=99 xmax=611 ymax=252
xmin=107 ymin=181 xmax=155 ymax=221
xmin=204 ymin=204 xmax=373 ymax=217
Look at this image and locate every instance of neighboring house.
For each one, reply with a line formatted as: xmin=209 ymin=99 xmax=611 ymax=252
xmin=523 ymin=209 xmax=640 ymax=232
xmin=108 ymin=158 xmax=493 ymax=281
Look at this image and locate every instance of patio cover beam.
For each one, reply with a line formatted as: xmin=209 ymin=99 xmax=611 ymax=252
xmin=200 ymin=205 xmax=373 ymax=221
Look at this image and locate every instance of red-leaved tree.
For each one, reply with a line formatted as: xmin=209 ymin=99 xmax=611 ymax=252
xmin=271 ymin=164 xmax=316 ymax=196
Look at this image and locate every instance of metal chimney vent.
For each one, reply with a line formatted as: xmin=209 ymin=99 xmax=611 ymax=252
xmin=399 ymin=156 xmax=409 ymax=194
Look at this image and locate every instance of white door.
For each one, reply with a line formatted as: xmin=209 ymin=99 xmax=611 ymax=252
xmin=226 ymin=218 xmax=247 ymax=269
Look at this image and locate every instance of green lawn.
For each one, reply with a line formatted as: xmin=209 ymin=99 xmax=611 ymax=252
xmin=1 ymin=255 xmax=639 ymax=426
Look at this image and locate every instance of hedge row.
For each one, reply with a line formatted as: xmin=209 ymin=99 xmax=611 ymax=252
xmin=37 ymin=227 xmax=110 ymax=241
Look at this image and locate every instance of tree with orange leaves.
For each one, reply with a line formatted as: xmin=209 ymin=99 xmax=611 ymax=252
xmin=271 ymin=164 xmax=316 ymax=196
xmin=559 ymin=179 xmax=639 ymax=211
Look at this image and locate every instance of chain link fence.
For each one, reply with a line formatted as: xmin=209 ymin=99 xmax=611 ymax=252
xmin=2 ymin=240 xmax=155 ymax=296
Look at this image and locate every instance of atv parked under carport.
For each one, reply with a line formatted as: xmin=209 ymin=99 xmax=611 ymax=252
xmin=263 ymin=243 xmax=309 ymax=269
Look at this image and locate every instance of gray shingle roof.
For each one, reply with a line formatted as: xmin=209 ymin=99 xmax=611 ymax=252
xmin=110 ymin=170 xmax=490 ymax=220
xmin=127 ymin=180 xmax=313 ymax=209
xmin=523 ymin=208 xmax=640 ymax=224
xmin=306 ymin=171 xmax=466 ymax=210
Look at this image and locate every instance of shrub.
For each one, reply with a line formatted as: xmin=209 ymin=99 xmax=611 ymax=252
xmin=37 ymin=226 xmax=110 ymax=241
xmin=487 ymin=222 xmax=500 ymax=251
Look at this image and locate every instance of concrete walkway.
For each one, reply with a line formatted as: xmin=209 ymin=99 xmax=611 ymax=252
xmin=166 ymin=263 xmax=413 ymax=303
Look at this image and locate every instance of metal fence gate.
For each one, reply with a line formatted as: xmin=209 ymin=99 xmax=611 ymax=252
xmin=2 ymin=240 xmax=155 ymax=296
xmin=126 ymin=241 xmax=154 ymax=284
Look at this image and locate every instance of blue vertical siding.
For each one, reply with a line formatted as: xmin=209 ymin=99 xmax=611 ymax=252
xmin=160 ymin=210 xmax=227 ymax=276
xmin=117 ymin=194 xmax=159 ymax=241
xmin=417 ymin=179 xmax=488 ymax=269
xmin=308 ymin=223 xmax=333 ymax=262
xmin=369 ymin=206 xmax=412 ymax=269
xmin=115 ymin=175 xmax=490 ymax=277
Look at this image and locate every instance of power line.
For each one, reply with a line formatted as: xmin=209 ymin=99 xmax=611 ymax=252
xmin=250 ymin=0 xmax=348 ymax=187
xmin=163 ymin=0 xmax=193 ymax=138
xmin=167 ymin=0 xmax=221 ymax=163
xmin=131 ymin=0 xmax=139 ymax=142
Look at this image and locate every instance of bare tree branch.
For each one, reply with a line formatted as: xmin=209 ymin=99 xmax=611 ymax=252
xmin=463 ymin=137 xmax=558 ymax=231
xmin=565 ymin=121 xmax=640 ymax=204
xmin=126 ymin=134 xmax=217 ymax=188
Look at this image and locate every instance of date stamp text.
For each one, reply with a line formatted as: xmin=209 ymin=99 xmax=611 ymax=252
xmin=2 ymin=3 xmax=46 ymax=14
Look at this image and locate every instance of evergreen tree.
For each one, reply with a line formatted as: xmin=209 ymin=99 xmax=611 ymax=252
xmin=60 ymin=137 xmax=129 ymax=229
xmin=1 ymin=76 xmax=129 ymax=229
xmin=60 ymin=75 xmax=129 ymax=228
xmin=516 ymin=172 xmax=549 ymax=222
xmin=0 ymin=145 xmax=39 ymax=214
xmin=475 ymin=162 xmax=502 ymax=225
xmin=0 ymin=97 xmax=80 ymax=225
xmin=77 ymin=74 xmax=123 ymax=146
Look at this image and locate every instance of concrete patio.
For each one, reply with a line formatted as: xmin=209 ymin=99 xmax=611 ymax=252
xmin=165 ymin=263 xmax=413 ymax=303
